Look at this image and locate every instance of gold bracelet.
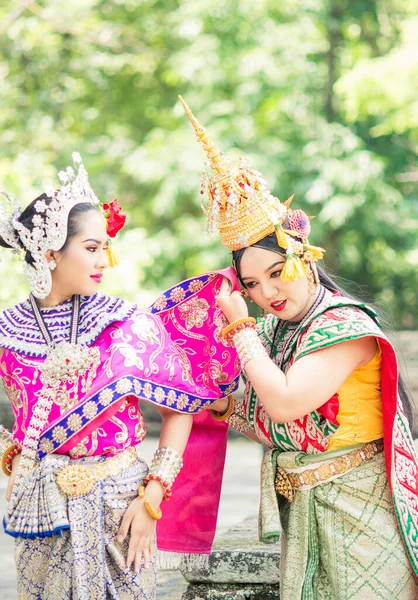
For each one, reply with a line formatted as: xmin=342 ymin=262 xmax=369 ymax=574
xmin=1 ymin=444 xmax=19 ymax=477
xmin=210 ymin=394 xmax=235 ymax=422
xmin=221 ymin=317 xmax=256 ymax=339
xmin=144 ymin=498 xmax=162 ymax=520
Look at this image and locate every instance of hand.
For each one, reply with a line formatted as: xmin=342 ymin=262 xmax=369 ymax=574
xmin=6 ymin=452 xmax=20 ymax=502
xmin=117 ymin=492 xmax=159 ymax=573
xmin=209 ymin=397 xmax=229 ymax=413
xmin=217 ymin=277 xmax=249 ymax=323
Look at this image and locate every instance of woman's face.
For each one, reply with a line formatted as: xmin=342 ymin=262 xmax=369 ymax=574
xmin=240 ymin=246 xmax=311 ymax=321
xmin=49 ymin=209 xmax=109 ymax=297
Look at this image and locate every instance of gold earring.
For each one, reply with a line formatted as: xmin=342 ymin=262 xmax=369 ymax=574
xmin=306 ymin=264 xmax=319 ymax=296
xmin=241 ymin=288 xmax=254 ymax=303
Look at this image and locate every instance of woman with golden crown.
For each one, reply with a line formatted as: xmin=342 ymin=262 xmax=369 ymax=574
xmin=179 ymin=96 xmax=418 ymax=599
xmin=0 ymin=152 xmax=240 ymax=598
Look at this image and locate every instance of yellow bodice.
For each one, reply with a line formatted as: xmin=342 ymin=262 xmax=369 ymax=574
xmin=327 ymin=342 xmax=383 ymax=451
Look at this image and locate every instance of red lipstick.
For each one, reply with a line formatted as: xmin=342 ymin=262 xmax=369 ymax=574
xmin=270 ymin=300 xmax=287 ymax=312
xmin=90 ymin=274 xmax=103 ymax=283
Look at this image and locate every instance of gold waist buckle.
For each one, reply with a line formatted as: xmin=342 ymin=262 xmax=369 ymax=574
xmin=56 ymin=446 xmax=138 ymax=497
xmin=275 ymin=439 xmax=384 ymax=503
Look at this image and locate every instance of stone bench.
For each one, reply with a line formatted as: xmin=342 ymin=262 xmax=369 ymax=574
xmin=181 ymin=516 xmax=281 ymax=599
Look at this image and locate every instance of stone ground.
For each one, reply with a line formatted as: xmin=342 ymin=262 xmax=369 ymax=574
xmin=0 ymin=437 xmax=263 ymax=600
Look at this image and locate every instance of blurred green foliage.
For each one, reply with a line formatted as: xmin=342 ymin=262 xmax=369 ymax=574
xmin=0 ymin=0 xmax=417 ymax=325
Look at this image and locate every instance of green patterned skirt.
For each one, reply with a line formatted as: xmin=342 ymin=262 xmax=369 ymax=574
xmin=260 ymin=446 xmax=417 ymax=600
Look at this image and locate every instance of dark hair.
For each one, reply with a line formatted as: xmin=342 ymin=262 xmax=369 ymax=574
xmin=0 ymin=193 xmax=99 ymax=265
xmin=233 ymin=233 xmax=415 ymax=432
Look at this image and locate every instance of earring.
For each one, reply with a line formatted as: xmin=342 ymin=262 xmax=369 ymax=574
xmin=241 ymin=288 xmax=254 ymax=303
xmin=306 ymin=264 xmax=319 ymax=296
xmin=48 ymin=260 xmax=57 ymax=271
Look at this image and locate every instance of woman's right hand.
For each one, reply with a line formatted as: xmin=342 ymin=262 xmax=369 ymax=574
xmin=6 ymin=452 xmax=20 ymax=501
xmin=217 ymin=277 xmax=249 ymax=323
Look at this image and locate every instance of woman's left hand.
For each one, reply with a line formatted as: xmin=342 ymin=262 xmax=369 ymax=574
xmin=6 ymin=453 xmax=20 ymax=502
xmin=117 ymin=496 xmax=158 ymax=573
xmin=217 ymin=277 xmax=249 ymax=323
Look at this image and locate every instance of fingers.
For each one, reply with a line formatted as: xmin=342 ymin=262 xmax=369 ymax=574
xmin=127 ymin=531 xmax=140 ymax=569
xmin=142 ymin=547 xmax=151 ymax=571
xmin=219 ymin=277 xmax=232 ymax=295
xmin=117 ymin=509 xmax=133 ymax=544
xmin=231 ymin=290 xmax=243 ymax=301
xmin=132 ymin=542 xmax=152 ymax=574
xmin=6 ymin=476 xmax=14 ymax=502
xmin=150 ymin=541 xmax=156 ymax=560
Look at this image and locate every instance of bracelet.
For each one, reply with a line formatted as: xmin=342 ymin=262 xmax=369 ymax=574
xmin=233 ymin=328 xmax=269 ymax=370
xmin=210 ymin=394 xmax=235 ymax=422
xmin=221 ymin=317 xmax=256 ymax=339
xmin=146 ymin=447 xmax=183 ymax=500
xmin=144 ymin=499 xmax=162 ymax=520
xmin=143 ymin=473 xmax=173 ymax=500
xmin=226 ymin=399 xmax=256 ymax=434
xmin=138 ymin=485 xmax=163 ymax=519
xmin=1 ymin=444 xmax=21 ymax=477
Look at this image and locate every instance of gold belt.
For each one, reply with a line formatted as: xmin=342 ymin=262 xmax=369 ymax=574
xmin=275 ymin=439 xmax=384 ymax=503
xmin=56 ymin=447 xmax=138 ymax=497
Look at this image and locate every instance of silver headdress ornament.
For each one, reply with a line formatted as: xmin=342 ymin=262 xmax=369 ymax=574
xmin=0 ymin=152 xmax=100 ymax=299
xmin=0 ymin=192 xmax=23 ymax=252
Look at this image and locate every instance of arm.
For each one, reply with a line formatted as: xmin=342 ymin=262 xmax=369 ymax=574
xmin=210 ymin=396 xmax=263 ymax=444
xmin=216 ymin=278 xmax=377 ymax=424
xmin=118 ymin=406 xmax=193 ymax=573
xmin=244 ymin=337 xmax=376 ymax=423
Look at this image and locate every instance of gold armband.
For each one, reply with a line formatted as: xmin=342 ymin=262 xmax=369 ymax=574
xmin=210 ymin=394 xmax=235 ymax=422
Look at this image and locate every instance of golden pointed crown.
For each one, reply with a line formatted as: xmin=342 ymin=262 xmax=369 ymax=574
xmin=179 ymin=95 xmax=324 ymax=282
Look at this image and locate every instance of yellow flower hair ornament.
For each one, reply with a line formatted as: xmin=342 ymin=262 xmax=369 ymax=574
xmin=281 ymin=253 xmax=308 ymax=283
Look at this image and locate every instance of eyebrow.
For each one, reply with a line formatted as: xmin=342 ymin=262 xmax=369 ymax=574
xmin=241 ymin=261 xmax=285 ymax=281
xmin=81 ymin=238 xmax=107 ymax=244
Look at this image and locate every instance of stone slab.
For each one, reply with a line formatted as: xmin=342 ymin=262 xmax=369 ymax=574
xmin=181 ymin=517 xmax=280 ymax=585
xmin=182 ymin=583 xmax=280 ymax=600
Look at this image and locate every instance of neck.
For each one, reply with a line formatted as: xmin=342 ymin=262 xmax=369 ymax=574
xmin=287 ymin=285 xmax=322 ymax=323
xmin=35 ymin=292 xmax=74 ymax=308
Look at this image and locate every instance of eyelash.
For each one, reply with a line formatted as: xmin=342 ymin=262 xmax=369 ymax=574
xmin=246 ymin=270 xmax=282 ymax=289
xmin=87 ymin=246 xmax=108 ymax=253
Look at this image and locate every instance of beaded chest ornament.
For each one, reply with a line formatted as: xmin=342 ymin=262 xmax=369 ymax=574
xmin=13 ymin=295 xmax=100 ymax=486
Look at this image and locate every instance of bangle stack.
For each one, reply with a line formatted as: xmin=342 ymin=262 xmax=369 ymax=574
xmin=1 ymin=444 xmax=21 ymax=477
xmin=233 ymin=327 xmax=268 ymax=371
xmin=210 ymin=394 xmax=236 ymax=422
xmin=221 ymin=317 xmax=256 ymax=341
xmin=144 ymin=447 xmax=183 ymax=501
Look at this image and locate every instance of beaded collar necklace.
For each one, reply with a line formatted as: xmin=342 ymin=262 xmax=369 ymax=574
xmin=29 ymin=293 xmax=80 ymax=347
xmin=270 ymin=285 xmax=327 ymax=369
xmin=13 ymin=295 xmax=101 ymax=489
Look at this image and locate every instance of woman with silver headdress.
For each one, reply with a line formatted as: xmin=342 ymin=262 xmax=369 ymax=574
xmin=179 ymin=96 xmax=418 ymax=599
xmin=0 ymin=153 xmax=240 ymax=599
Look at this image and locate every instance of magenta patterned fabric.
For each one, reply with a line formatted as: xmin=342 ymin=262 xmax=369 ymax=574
xmin=0 ymin=269 xmax=239 ymax=459
xmin=0 ymin=268 xmax=241 ymax=555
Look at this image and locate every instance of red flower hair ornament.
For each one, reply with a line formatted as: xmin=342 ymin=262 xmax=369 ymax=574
xmin=102 ymin=199 xmax=127 ymax=267
xmin=102 ymin=199 xmax=127 ymax=238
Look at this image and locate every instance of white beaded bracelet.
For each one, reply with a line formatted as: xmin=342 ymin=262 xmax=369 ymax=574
xmin=232 ymin=328 xmax=268 ymax=370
